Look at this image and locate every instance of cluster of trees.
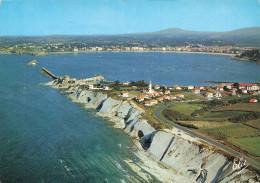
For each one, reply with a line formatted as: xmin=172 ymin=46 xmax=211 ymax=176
xmin=162 ymin=109 xmax=198 ymax=129
xmin=162 ymin=109 xmax=191 ymax=121
xmin=237 ymin=49 xmax=260 ymax=63
xmin=228 ymin=112 xmax=260 ymax=123
xmin=129 ymin=80 xmax=148 ymax=87
xmin=240 ymin=49 xmax=260 ymax=58
xmin=111 ymin=80 xmax=148 ymax=91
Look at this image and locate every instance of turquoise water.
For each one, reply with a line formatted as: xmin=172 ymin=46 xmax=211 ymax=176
xmin=0 ymin=53 xmax=259 ymax=182
xmin=0 ymin=54 xmax=151 ymax=183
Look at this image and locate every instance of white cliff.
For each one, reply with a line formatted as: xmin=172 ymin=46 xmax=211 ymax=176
xmin=55 ymin=86 xmax=260 ymax=183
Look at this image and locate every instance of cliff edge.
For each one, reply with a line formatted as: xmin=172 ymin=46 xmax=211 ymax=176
xmin=54 ymin=84 xmax=259 ymax=183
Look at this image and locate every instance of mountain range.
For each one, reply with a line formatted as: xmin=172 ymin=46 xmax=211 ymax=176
xmin=0 ymin=27 xmax=260 ymax=47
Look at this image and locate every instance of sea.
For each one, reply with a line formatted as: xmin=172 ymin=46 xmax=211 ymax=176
xmin=0 ymin=52 xmax=259 ymax=183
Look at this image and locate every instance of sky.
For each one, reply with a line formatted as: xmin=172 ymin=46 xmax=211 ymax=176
xmin=0 ymin=0 xmax=260 ymax=36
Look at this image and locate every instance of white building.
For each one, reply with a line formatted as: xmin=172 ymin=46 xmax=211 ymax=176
xmin=103 ymin=86 xmax=110 ymax=91
xmin=148 ymin=81 xmax=152 ymax=94
xmin=123 ymin=81 xmax=131 ymax=86
xmin=187 ymin=85 xmax=194 ymax=90
xmin=120 ymin=91 xmax=128 ymax=97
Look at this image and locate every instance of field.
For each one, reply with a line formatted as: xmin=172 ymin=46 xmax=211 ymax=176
xmin=246 ymin=119 xmax=260 ymax=129
xmin=195 ymin=111 xmax=249 ymax=121
xmin=162 ymin=101 xmax=260 ymax=158
xmin=201 ymin=123 xmax=260 ymax=139
xmin=228 ymin=136 xmax=260 ymax=156
xmin=169 ymin=103 xmax=204 ymax=115
xmin=212 ymin=103 xmax=260 ymax=112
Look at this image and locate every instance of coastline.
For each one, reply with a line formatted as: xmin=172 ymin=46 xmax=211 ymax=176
xmin=0 ymin=50 xmax=235 ymax=57
xmin=46 ymin=80 xmax=260 ymax=182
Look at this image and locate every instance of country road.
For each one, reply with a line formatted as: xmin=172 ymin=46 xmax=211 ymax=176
xmin=155 ymin=101 xmax=260 ymax=169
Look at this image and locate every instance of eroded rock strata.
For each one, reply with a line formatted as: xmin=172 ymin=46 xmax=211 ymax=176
xmin=51 ymin=83 xmax=259 ymax=183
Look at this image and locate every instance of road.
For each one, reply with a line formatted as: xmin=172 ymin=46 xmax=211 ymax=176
xmin=155 ymin=101 xmax=260 ymax=169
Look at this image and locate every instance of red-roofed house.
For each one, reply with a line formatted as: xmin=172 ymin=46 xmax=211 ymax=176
xmin=214 ymin=91 xmax=222 ymax=98
xmin=241 ymin=88 xmax=248 ymax=94
xmin=205 ymin=92 xmax=213 ymax=98
xmin=192 ymin=88 xmax=200 ymax=94
xmin=157 ymin=97 xmax=164 ymax=102
xmin=247 ymin=84 xmax=259 ymax=91
xmin=225 ymin=85 xmax=232 ymax=90
xmin=173 ymin=85 xmax=182 ymax=90
xmin=164 ymin=90 xmax=170 ymax=95
xmin=147 ymin=93 xmax=153 ymax=98
xmin=237 ymin=83 xmax=251 ymax=89
xmin=175 ymin=94 xmax=184 ymax=99
xmin=187 ymin=85 xmax=194 ymax=90
xmin=217 ymin=85 xmax=224 ymax=91
xmin=157 ymin=91 xmax=163 ymax=95
xmin=249 ymin=99 xmax=257 ymax=103
xmin=199 ymin=86 xmax=206 ymax=90
xmin=120 ymin=91 xmax=129 ymax=97
xmin=136 ymin=96 xmax=144 ymax=102
xmin=154 ymin=85 xmax=161 ymax=90
xmin=169 ymin=95 xmax=176 ymax=100
xmin=163 ymin=95 xmax=170 ymax=100
xmin=144 ymin=101 xmax=153 ymax=106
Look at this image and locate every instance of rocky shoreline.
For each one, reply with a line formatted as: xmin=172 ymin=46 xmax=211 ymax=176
xmin=229 ymin=54 xmax=260 ymax=65
xmin=47 ymin=81 xmax=259 ymax=183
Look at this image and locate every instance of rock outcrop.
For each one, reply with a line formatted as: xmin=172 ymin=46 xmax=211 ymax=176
xmin=59 ymin=87 xmax=259 ymax=183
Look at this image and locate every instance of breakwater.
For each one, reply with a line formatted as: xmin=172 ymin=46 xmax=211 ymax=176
xmin=50 ymin=80 xmax=260 ymax=183
xmin=40 ymin=67 xmax=58 ymax=79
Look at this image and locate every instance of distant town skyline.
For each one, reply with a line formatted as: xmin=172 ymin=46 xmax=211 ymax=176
xmin=0 ymin=0 xmax=260 ymax=36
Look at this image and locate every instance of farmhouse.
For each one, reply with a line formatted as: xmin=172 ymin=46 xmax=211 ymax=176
xmin=164 ymin=90 xmax=170 ymax=94
xmin=187 ymin=85 xmax=194 ymax=90
xmin=205 ymin=92 xmax=213 ymax=98
xmin=192 ymin=88 xmax=200 ymax=94
xmin=175 ymin=94 xmax=184 ymax=99
xmin=154 ymin=85 xmax=161 ymax=90
xmin=249 ymin=99 xmax=257 ymax=103
xmin=216 ymin=85 xmax=224 ymax=91
xmin=241 ymin=88 xmax=248 ymax=94
xmin=157 ymin=97 xmax=164 ymax=102
xmin=120 ymin=91 xmax=128 ymax=97
xmin=173 ymin=85 xmax=182 ymax=90
xmin=214 ymin=91 xmax=222 ymax=98
xmin=123 ymin=81 xmax=131 ymax=86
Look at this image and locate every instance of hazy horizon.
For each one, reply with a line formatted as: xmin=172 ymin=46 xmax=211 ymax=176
xmin=1 ymin=26 xmax=260 ymax=37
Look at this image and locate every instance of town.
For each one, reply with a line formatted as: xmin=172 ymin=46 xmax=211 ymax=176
xmin=53 ymin=73 xmax=260 ymax=107
xmin=0 ymin=42 xmax=247 ymax=56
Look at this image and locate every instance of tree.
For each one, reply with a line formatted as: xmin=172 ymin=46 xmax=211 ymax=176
xmin=114 ymin=80 xmax=120 ymax=86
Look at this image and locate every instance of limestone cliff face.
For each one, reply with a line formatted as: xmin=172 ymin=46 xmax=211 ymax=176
xmin=66 ymin=88 xmax=259 ymax=183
